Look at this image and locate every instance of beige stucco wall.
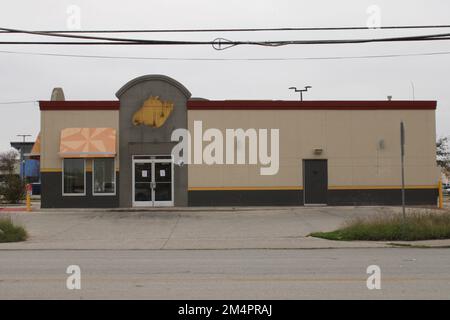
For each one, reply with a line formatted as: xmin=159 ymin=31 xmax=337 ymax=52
xmin=40 ymin=110 xmax=119 ymax=171
xmin=40 ymin=108 xmax=438 ymax=189
xmin=187 ymin=109 xmax=438 ymax=188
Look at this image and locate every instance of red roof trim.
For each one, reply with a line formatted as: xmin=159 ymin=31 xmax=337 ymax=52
xmin=38 ymin=100 xmax=437 ymax=111
xmin=187 ymin=100 xmax=437 ymax=110
xmin=39 ymin=101 xmax=119 ymax=110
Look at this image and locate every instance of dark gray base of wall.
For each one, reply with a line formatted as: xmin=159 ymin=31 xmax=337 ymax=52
xmin=327 ymin=189 xmax=439 ymax=206
xmin=188 ymin=190 xmax=303 ymax=206
xmin=40 ymin=180 xmax=438 ymax=208
xmin=188 ymin=189 xmax=438 ymax=207
xmin=41 ymin=172 xmax=119 ymax=208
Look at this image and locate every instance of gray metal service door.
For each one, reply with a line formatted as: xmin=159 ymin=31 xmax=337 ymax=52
xmin=303 ymin=160 xmax=328 ymax=205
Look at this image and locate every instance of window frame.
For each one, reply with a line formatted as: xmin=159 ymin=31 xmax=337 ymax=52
xmin=62 ymin=158 xmax=86 ymax=197
xmin=92 ymin=158 xmax=116 ymax=196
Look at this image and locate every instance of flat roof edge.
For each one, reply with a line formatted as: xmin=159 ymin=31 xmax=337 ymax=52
xmin=187 ymin=100 xmax=437 ymax=110
xmin=38 ymin=100 xmax=437 ymax=111
xmin=39 ymin=101 xmax=120 ymax=111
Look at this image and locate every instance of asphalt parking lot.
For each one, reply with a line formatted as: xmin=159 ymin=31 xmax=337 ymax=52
xmin=1 ymin=206 xmax=448 ymax=250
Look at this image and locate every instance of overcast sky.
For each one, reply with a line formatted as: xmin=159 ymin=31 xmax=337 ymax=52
xmin=0 ymin=0 xmax=449 ymax=151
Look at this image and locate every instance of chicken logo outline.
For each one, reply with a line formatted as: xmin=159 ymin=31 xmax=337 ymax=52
xmin=132 ymin=96 xmax=174 ymax=128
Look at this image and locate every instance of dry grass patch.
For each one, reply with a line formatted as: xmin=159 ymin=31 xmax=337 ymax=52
xmin=310 ymin=211 xmax=450 ymax=241
xmin=0 ymin=217 xmax=28 ymax=243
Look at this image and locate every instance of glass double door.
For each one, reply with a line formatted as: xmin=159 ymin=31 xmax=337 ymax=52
xmin=133 ymin=158 xmax=173 ymax=207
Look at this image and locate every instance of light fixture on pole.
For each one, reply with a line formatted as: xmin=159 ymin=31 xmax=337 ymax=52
xmin=289 ymin=86 xmax=312 ymax=101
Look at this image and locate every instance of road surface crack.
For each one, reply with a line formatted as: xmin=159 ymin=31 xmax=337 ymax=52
xmin=160 ymin=214 xmax=181 ymax=249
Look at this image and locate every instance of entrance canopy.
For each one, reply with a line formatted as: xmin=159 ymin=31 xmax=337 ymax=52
xmin=59 ymin=128 xmax=116 ymax=158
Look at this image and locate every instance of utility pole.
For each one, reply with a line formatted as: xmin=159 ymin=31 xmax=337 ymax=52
xmin=410 ymin=81 xmax=415 ymax=100
xmin=400 ymin=122 xmax=406 ymax=219
xmin=289 ymin=86 xmax=312 ymax=101
xmin=17 ymin=134 xmax=31 ymax=181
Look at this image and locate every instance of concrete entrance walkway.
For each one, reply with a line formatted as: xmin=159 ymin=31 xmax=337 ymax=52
xmin=1 ymin=206 xmax=449 ymax=250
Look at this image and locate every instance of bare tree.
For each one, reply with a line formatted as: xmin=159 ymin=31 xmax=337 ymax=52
xmin=0 ymin=150 xmax=19 ymax=174
xmin=0 ymin=150 xmax=24 ymax=204
xmin=437 ymin=137 xmax=450 ymax=177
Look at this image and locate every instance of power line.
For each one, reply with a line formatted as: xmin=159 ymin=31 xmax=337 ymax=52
xmin=1 ymin=24 xmax=450 ymax=34
xmin=0 ymin=26 xmax=209 ymax=45
xmin=1 ymin=49 xmax=450 ymax=61
xmin=0 ymin=27 xmax=163 ymax=44
xmin=1 ymin=36 xmax=450 ymax=46
xmin=0 ymin=100 xmax=37 ymax=105
xmin=1 ymin=27 xmax=450 ymax=48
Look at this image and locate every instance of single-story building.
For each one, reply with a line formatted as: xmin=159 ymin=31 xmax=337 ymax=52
xmin=33 ymin=74 xmax=440 ymax=208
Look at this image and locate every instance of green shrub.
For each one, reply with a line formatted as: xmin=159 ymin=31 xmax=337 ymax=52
xmin=310 ymin=212 xmax=450 ymax=241
xmin=0 ymin=218 xmax=28 ymax=243
xmin=0 ymin=175 xmax=25 ymax=204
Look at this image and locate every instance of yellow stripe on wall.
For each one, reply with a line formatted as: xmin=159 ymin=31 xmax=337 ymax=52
xmin=189 ymin=185 xmax=438 ymax=191
xmin=41 ymin=168 xmax=120 ymax=173
xmin=328 ymin=185 xmax=438 ymax=190
xmin=188 ymin=186 xmax=303 ymax=191
xmin=40 ymin=168 xmax=62 ymax=173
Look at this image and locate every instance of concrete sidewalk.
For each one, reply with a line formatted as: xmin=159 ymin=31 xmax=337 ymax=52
xmin=1 ymin=206 xmax=449 ymax=250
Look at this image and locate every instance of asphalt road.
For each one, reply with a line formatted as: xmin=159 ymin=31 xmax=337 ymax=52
xmin=1 ymin=248 xmax=450 ymax=299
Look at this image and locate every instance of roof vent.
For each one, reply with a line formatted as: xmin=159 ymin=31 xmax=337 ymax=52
xmin=51 ymin=88 xmax=65 ymax=101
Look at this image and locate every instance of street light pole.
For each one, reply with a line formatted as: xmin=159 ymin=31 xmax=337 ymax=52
xmin=16 ymin=134 xmax=31 ymax=181
xmin=289 ymin=86 xmax=312 ymax=101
